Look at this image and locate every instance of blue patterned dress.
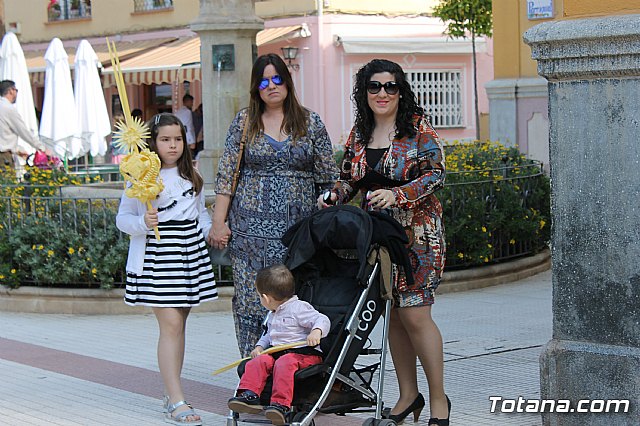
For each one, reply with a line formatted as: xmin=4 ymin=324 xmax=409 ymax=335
xmin=215 ymin=109 xmax=338 ymax=356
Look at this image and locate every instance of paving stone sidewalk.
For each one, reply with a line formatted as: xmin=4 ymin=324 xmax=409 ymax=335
xmin=0 ymin=269 xmax=552 ymax=425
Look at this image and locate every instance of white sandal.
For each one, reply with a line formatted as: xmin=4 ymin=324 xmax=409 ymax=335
xmin=165 ymin=400 xmax=202 ymax=425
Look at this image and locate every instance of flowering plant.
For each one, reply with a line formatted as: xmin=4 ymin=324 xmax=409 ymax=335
xmin=334 ymin=140 xmax=551 ymax=269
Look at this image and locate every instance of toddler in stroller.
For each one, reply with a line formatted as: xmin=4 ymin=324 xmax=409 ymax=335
xmin=227 ymin=205 xmax=410 ymax=426
xmin=227 ymin=264 xmax=331 ymax=425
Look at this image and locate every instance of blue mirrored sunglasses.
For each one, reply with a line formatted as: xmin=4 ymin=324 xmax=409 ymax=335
xmin=259 ymin=75 xmax=284 ymax=91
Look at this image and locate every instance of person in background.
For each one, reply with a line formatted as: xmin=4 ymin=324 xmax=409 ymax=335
xmin=110 ymin=112 xmax=127 ymax=164
xmin=0 ymin=80 xmax=46 ymax=169
xmin=318 ymin=59 xmax=450 ymax=426
xmin=209 ymin=53 xmax=338 ymax=358
xmin=175 ymin=94 xmax=195 ymax=151
xmin=191 ymin=104 xmax=204 ymax=160
xmin=131 ymin=108 xmax=144 ymax=122
xmin=116 ymin=113 xmax=217 ymax=425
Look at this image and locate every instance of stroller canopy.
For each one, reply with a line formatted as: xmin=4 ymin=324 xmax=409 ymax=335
xmin=282 ymin=205 xmax=410 ymax=285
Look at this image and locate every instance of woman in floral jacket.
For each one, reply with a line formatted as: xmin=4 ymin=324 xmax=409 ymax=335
xmin=319 ymin=59 xmax=450 ymax=425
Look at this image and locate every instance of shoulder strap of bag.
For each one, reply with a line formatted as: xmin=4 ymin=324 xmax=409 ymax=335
xmin=230 ymin=116 xmax=248 ymax=196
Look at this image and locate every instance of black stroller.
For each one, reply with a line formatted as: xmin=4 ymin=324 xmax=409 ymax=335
xmin=226 ymin=205 xmax=410 ymax=426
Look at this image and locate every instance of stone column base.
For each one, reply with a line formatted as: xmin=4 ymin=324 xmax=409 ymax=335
xmin=540 ymin=339 xmax=640 ymax=425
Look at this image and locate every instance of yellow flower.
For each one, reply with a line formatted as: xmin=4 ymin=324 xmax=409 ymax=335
xmin=91 ymin=268 xmax=97 ymax=275
xmin=38 ymin=245 xmax=44 ymax=250
xmin=487 ymin=244 xmax=493 ymax=249
xmin=113 ymin=116 xmax=150 ymax=153
xmin=510 ymin=239 xmax=516 ymax=245
xmin=0 ymin=275 xmax=4 ymax=280
xmin=10 ymin=269 xmax=16 ymax=274
xmin=32 ymin=244 xmax=36 ymax=250
xmin=539 ymin=220 xmax=546 ymax=229
xmin=47 ymin=250 xmax=54 ymax=257
xmin=68 ymin=247 xmax=75 ymax=255
xmin=457 ymin=252 xmax=464 ymax=259
xmin=481 ymin=226 xmax=487 ymax=233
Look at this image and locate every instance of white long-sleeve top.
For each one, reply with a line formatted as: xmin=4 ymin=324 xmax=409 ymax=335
xmin=175 ymin=106 xmax=195 ymax=145
xmin=256 ymin=296 xmax=331 ymax=350
xmin=0 ymin=97 xmax=45 ymax=153
xmin=116 ymin=166 xmax=212 ymax=275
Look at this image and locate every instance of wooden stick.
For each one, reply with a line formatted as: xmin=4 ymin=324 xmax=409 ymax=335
xmin=146 ymin=201 xmax=160 ymax=240
xmin=212 ymin=341 xmax=308 ymax=376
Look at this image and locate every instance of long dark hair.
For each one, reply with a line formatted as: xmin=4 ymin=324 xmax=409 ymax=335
xmin=147 ymin=113 xmax=203 ymax=195
xmin=247 ymin=53 xmax=308 ymax=143
xmin=352 ymin=59 xmax=424 ymax=144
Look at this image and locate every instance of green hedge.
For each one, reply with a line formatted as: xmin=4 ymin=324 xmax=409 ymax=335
xmin=0 ymin=141 xmax=551 ymax=288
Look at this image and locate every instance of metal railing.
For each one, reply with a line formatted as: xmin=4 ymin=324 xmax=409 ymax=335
xmin=1 ymin=161 xmax=550 ymax=285
xmin=440 ymin=162 xmax=550 ymax=269
xmin=1 ymin=186 xmax=232 ymax=288
xmin=133 ymin=0 xmax=174 ymax=12
xmin=67 ymin=163 xmax=124 ymax=183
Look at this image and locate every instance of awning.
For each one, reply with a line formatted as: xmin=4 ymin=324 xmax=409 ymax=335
xmin=25 ymin=37 xmax=177 ymax=85
xmin=334 ymin=35 xmax=487 ymax=54
xmin=102 ymin=36 xmax=201 ymax=87
xmin=257 ymin=24 xmax=309 ymax=46
xmin=25 ymin=25 xmax=311 ymax=88
xmin=101 ymin=25 xmax=311 ymax=87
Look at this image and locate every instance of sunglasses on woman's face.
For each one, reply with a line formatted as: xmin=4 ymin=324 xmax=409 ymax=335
xmin=367 ymin=81 xmax=400 ymax=95
xmin=258 ymin=75 xmax=284 ymax=91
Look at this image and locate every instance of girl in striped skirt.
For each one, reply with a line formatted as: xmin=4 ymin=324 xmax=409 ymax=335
xmin=116 ymin=113 xmax=217 ymax=425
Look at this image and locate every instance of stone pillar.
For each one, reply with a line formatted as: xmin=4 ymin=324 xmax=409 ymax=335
xmin=524 ymin=15 xmax=640 ymax=426
xmin=191 ymin=0 xmax=263 ymax=186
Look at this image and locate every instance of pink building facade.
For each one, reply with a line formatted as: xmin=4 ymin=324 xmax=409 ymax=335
xmin=258 ymin=14 xmax=494 ymax=147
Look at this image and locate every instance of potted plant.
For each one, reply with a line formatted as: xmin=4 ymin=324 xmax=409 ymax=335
xmin=47 ymin=0 xmax=61 ymax=20
xmin=70 ymin=0 xmax=81 ymax=18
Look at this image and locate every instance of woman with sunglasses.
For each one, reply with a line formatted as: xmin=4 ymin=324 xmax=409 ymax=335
xmin=211 ymin=53 xmax=338 ymax=358
xmin=318 ymin=59 xmax=450 ymax=425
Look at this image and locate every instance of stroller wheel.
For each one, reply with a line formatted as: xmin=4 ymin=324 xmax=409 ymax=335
xmin=291 ymin=411 xmax=315 ymax=425
xmin=362 ymin=418 xmax=397 ymax=426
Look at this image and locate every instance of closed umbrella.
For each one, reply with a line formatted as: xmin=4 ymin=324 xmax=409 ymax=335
xmin=40 ymin=38 xmax=82 ymax=160
xmin=0 ymin=32 xmax=40 ymax=156
xmin=74 ymin=40 xmax=110 ymax=157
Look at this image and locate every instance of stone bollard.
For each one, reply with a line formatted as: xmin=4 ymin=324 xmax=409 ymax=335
xmin=524 ymin=15 xmax=640 ymax=426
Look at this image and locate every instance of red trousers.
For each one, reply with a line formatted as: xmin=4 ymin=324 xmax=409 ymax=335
xmin=238 ymin=352 xmax=323 ymax=407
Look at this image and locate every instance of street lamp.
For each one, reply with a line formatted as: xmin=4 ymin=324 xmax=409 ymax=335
xmin=281 ymin=46 xmax=300 ymax=71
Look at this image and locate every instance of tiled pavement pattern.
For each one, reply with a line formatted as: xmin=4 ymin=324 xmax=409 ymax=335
xmin=0 ymin=269 xmax=552 ymax=425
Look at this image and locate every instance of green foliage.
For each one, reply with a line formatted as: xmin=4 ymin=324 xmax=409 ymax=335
xmin=432 ymin=0 xmax=493 ymax=38
xmin=439 ymin=141 xmax=550 ymax=267
xmin=0 ymin=166 xmax=125 ymax=289
xmin=333 ymin=140 xmax=551 ymax=269
xmin=2 ymin=209 xmax=128 ymax=289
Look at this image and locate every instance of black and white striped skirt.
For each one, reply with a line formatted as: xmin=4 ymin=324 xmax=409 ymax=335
xmin=125 ymin=219 xmax=218 ymax=307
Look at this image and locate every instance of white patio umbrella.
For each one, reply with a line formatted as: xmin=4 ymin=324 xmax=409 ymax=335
xmin=39 ymin=38 xmax=82 ymax=160
xmin=74 ymin=40 xmax=110 ymax=157
xmin=0 ymin=32 xmax=40 ymax=156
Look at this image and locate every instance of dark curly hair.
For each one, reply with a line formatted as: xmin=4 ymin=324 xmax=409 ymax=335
xmin=352 ymin=59 xmax=424 ymax=144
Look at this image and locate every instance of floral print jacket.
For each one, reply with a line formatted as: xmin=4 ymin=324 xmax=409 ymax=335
xmin=333 ymin=114 xmax=446 ymax=296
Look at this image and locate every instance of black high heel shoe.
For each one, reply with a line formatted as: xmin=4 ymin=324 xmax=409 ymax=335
xmin=428 ymin=394 xmax=451 ymax=426
xmin=383 ymin=392 xmax=425 ymax=424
